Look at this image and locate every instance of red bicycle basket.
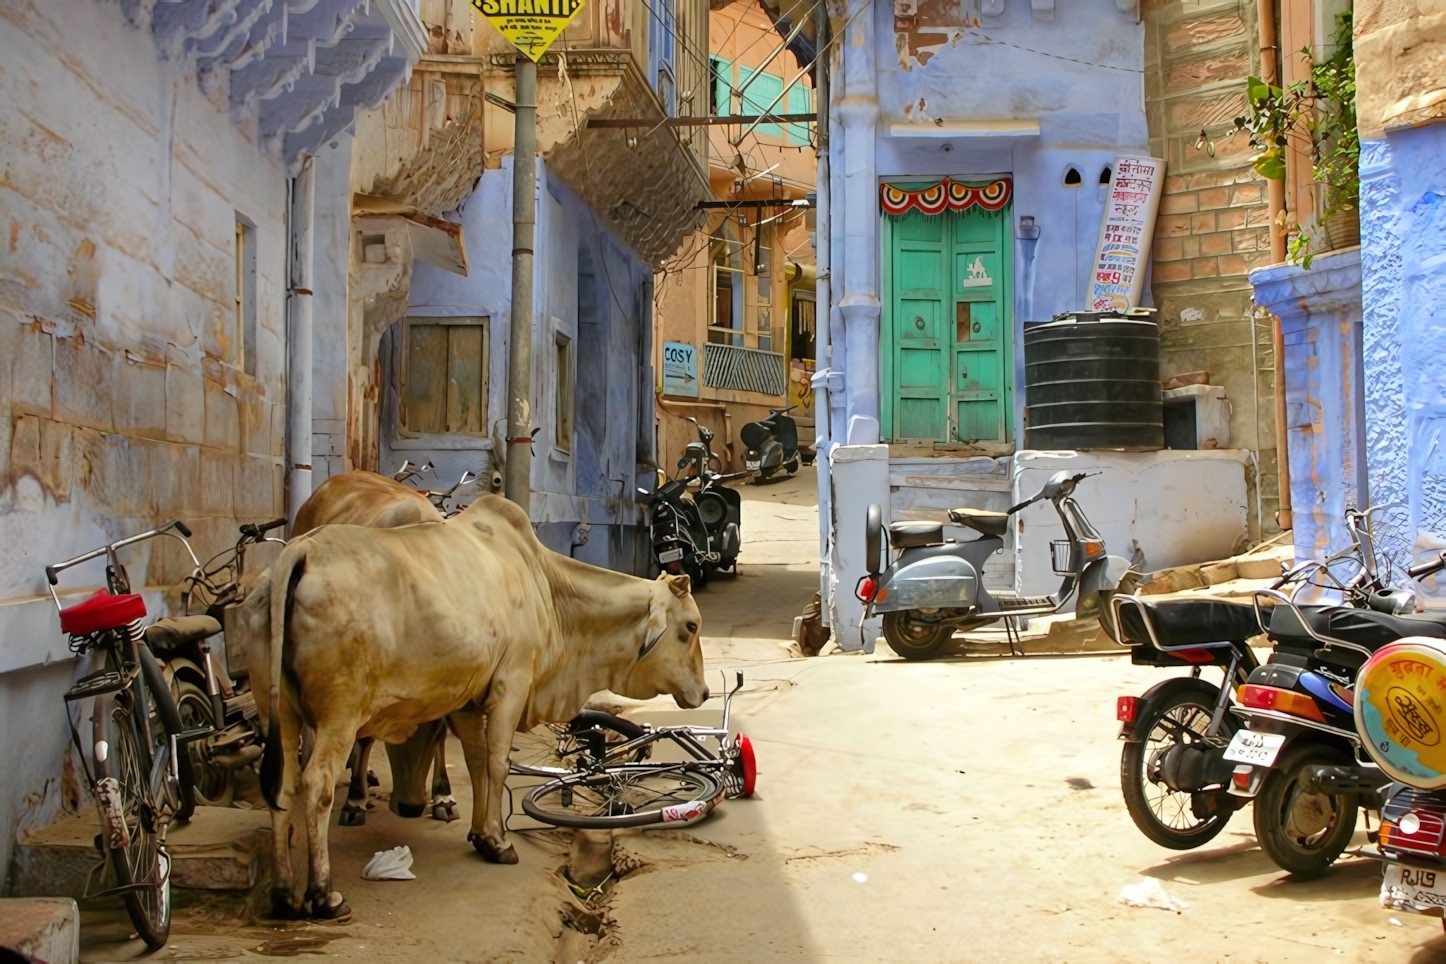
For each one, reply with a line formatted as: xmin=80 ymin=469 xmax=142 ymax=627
xmin=59 ymin=590 xmax=146 ymax=636
xmin=737 ymin=733 xmax=757 ymax=798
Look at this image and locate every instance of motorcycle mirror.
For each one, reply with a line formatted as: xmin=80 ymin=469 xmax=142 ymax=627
xmin=677 ymin=457 xmax=691 ymax=470
xmin=865 ymin=504 xmax=883 ymax=577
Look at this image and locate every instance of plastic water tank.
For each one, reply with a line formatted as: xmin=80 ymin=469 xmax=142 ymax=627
xmin=1023 ymin=310 xmax=1163 ymax=450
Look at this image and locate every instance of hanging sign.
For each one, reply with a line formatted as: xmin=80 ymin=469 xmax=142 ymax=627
xmin=472 ymin=0 xmax=585 ymax=62
xmin=662 ymin=342 xmax=699 ymax=398
xmin=1089 ymin=157 xmax=1166 ymax=313
xmin=880 ymin=178 xmax=1012 ymax=218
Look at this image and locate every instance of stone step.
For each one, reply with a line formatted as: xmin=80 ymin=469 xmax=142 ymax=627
xmin=0 ymin=898 xmax=79 ymax=964
xmin=10 ymin=806 xmax=271 ymax=901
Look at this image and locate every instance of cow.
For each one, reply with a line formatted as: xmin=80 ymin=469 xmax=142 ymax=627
xmin=289 ymin=471 xmax=458 ymax=825
xmin=251 ymin=494 xmax=707 ymax=921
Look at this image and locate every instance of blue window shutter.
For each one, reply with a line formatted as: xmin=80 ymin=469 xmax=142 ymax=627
xmin=787 ymin=84 xmax=812 ymax=145
xmin=712 ymin=57 xmax=731 ymax=115
xmin=740 ymin=67 xmax=783 ymax=138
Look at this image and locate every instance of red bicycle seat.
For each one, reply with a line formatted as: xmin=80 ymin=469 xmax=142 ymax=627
xmin=59 ymin=590 xmax=146 ymax=636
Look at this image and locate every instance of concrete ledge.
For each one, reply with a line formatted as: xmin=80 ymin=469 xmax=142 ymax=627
xmin=0 ymin=897 xmax=79 ymax=964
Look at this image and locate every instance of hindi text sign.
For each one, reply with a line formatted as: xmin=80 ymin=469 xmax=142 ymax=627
xmin=1089 ymin=157 xmax=1166 ymax=313
xmin=473 ymin=0 xmax=585 ymax=62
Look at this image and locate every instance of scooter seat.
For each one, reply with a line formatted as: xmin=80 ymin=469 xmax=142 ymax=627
xmin=889 ymin=521 xmax=944 ymax=548
xmin=947 ymin=507 xmax=1010 ymax=537
xmin=1118 ymin=598 xmax=1261 ymax=648
xmin=145 ymin=615 xmax=222 ymax=653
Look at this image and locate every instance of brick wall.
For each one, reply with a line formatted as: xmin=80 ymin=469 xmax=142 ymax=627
xmin=1145 ymin=0 xmax=1282 ymax=539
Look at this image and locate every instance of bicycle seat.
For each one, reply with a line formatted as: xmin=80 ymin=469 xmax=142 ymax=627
xmin=145 ymin=615 xmax=222 ymax=653
xmin=1118 ymin=598 xmax=1261 ymax=648
xmin=948 ymin=507 xmax=1010 ymax=538
xmin=889 ymin=521 xmax=944 ymax=548
xmin=59 ymin=591 xmax=147 ymax=636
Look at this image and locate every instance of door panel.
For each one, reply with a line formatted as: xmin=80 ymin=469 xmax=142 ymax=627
xmin=956 ymin=399 xmax=1001 ymax=443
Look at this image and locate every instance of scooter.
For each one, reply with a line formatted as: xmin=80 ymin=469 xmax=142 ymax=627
xmin=861 ymin=470 xmax=1133 ymax=660
xmin=740 ymin=406 xmax=800 ymax=483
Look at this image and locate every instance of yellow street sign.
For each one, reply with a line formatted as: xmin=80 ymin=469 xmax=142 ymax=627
xmin=472 ymin=0 xmax=585 ymax=62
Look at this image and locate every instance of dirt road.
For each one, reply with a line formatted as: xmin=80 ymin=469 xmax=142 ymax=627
xmin=78 ymin=468 xmax=1446 ymax=962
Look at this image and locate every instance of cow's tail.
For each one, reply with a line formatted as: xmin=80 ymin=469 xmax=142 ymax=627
xmin=260 ymin=539 xmax=308 ymax=811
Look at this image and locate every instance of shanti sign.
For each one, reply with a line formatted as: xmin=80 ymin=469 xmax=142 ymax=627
xmin=1089 ymin=157 xmax=1165 ymax=313
xmin=472 ymin=0 xmax=585 ymax=61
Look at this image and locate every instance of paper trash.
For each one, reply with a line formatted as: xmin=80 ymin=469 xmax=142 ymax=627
xmin=362 ymin=845 xmax=416 ymax=880
xmin=1118 ymin=877 xmax=1186 ymax=912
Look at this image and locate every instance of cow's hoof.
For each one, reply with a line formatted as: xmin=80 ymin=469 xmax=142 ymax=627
xmin=432 ymin=799 xmax=459 ymax=822
xmin=469 ymin=832 xmax=519 ymax=864
xmin=397 ymin=802 xmax=425 ymax=819
xmin=311 ymin=891 xmax=351 ymax=922
xmin=367 ymin=770 xmax=380 ymax=788
xmin=338 ymin=807 xmax=366 ymax=826
xmin=270 ymin=890 xmax=308 ymax=921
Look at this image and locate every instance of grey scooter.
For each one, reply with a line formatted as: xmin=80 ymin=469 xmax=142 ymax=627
xmin=861 ymin=471 xmax=1133 ymax=660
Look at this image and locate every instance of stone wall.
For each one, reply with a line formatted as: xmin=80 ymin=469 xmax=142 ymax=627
xmin=0 ymin=0 xmax=289 ymax=883
xmin=1143 ymin=0 xmax=1281 ymax=540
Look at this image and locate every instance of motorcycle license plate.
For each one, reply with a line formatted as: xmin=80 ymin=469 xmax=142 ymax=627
xmin=1382 ymin=863 xmax=1446 ymax=914
xmin=658 ymin=547 xmax=684 ymax=564
xmin=1222 ymin=730 xmax=1287 ymax=767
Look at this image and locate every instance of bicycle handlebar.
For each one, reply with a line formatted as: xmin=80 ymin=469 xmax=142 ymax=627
xmin=46 ymin=519 xmax=196 ymax=585
xmin=1409 ymin=552 xmax=1446 ymax=581
xmin=239 ymin=517 xmax=287 ymax=540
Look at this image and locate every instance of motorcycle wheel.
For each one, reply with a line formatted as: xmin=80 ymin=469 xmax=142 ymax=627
xmin=881 ymin=612 xmax=953 ymax=661
xmin=170 ymin=678 xmax=236 ymax=808
xmin=1120 ymin=688 xmax=1234 ymax=850
xmin=784 ymin=455 xmax=800 ymax=476
xmin=1253 ymin=741 xmax=1357 ymax=878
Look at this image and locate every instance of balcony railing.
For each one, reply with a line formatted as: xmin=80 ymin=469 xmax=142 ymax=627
xmin=702 ymin=342 xmax=787 ymax=396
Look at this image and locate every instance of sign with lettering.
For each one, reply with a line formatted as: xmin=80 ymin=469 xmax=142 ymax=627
xmin=472 ymin=0 xmax=585 ymax=62
xmin=1089 ymin=157 xmax=1166 ymax=313
xmin=662 ymin=341 xmax=699 ymax=398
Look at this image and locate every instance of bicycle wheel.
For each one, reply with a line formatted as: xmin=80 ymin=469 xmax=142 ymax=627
xmin=137 ymin=643 xmax=195 ymax=823
xmin=509 ymin=716 xmax=652 ymax=778
xmin=522 ymin=767 xmax=721 ymax=829
xmin=93 ymin=691 xmax=172 ymax=950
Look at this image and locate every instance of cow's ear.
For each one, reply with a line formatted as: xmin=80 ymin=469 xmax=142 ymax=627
xmin=665 ymin=573 xmax=692 ymax=598
xmin=640 ymin=595 xmax=668 ymax=660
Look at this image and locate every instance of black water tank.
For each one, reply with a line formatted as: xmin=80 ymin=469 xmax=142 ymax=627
xmin=1023 ymin=311 xmax=1162 ymax=450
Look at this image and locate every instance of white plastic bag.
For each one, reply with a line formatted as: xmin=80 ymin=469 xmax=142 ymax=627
xmin=1118 ymin=876 xmax=1186 ymax=912
xmin=362 ymin=845 xmax=416 ymax=880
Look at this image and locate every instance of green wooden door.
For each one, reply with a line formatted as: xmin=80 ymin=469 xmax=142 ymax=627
xmin=883 ymin=199 xmax=1012 ymax=445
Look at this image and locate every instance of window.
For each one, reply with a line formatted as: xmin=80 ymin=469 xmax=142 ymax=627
xmin=739 ymin=67 xmax=783 ymax=138
xmin=786 ymin=83 xmax=812 ymax=146
xmin=1064 ymin=166 xmax=1083 ymax=186
xmin=235 ymin=215 xmax=257 ymax=376
xmin=754 ymin=223 xmax=773 ymax=352
xmin=650 ymin=0 xmax=676 ymax=115
xmin=554 ymin=330 xmax=574 ymax=451
xmin=710 ymin=221 xmax=744 ymax=347
xmin=402 ymin=317 xmax=488 ymax=435
xmin=710 ymin=57 xmax=731 ymax=116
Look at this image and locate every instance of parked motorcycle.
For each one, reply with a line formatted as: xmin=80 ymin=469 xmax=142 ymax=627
xmin=740 ymin=406 xmax=801 ymax=483
xmin=861 ymin=470 xmax=1133 ymax=660
xmin=637 ymin=418 xmax=742 ymax=587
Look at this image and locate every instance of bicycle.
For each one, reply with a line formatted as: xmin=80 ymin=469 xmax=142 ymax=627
xmin=45 ymin=520 xmax=215 ymax=950
xmin=509 ymin=672 xmax=757 ymax=829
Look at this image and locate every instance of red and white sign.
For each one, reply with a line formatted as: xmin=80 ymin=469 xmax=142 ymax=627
xmin=1089 ymin=157 xmax=1166 ymax=313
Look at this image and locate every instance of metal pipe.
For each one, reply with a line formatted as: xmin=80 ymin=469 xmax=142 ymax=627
xmin=504 ymin=58 xmax=538 ymax=508
xmin=1273 ymin=312 xmax=1293 ymax=530
xmin=286 ymin=156 xmax=315 ymax=526
xmin=1256 ymin=0 xmax=1291 ymax=530
xmin=813 ymin=0 xmax=832 ymax=609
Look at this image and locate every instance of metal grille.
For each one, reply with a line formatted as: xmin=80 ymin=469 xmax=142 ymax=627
xmin=702 ymin=343 xmax=786 ymax=396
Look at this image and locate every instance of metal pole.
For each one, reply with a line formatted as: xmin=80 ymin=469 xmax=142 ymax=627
xmin=813 ymin=0 xmax=832 ymax=607
xmin=286 ymin=156 xmax=315 ymax=527
xmin=504 ymin=58 xmax=538 ymax=507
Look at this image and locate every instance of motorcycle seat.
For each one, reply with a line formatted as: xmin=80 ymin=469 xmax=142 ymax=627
xmin=947 ymin=508 xmax=1010 ymax=538
xmin=1118 ymin=598 xmax=1261 ymax=648
xmin=145 ymin=615 xmax=222 ymax=653
xmin=889 ymin=521 xmax=944 ymax=548
xmin=1267 ymin=605 xmax=1446 ymax=654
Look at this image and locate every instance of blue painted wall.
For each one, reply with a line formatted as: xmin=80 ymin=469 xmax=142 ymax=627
xmin=1360 ymin=129 xmax=1446 ymax=601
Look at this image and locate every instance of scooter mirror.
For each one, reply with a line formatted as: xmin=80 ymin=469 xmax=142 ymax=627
xmin=865 ymin=504 xmax=883 ymax=577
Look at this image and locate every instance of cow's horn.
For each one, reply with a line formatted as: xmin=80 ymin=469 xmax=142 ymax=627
xmin=665 ymin=574 xmax=691 ymax=598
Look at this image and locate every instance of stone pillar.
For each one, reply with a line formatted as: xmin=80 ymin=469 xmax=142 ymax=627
xmin=829 ymin=444 xmax=888 ymax=652
xmin=838 ymin=0 xmax=880 ymax=444
xmin=1249 ymin=248 xmax=1365 ymax=569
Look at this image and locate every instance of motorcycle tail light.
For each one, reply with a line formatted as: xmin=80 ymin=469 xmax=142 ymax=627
xmin=1238 ymin=684 xmax=1326 ymax=723
xmin=1116 ymin=696 xmax=1140 ymax=723
xmin=855 ymin=576 xmax=878 ymax=602
xmin=1231 ymin=765 xmax=1252 ymax=790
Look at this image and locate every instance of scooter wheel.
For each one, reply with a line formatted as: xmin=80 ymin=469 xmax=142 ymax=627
xmin=882 ymin=612 xmax=952 ymax=660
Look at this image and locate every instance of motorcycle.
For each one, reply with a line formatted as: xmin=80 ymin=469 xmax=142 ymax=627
xmin=861 ymin=470 xmax=1133 ymax=661
xmin=740 ymin=406 xmax=801 ymax=483
xmin=637 ymin=418 xmax=742 ymax=587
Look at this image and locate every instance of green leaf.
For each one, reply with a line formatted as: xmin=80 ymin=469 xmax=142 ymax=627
xmin=1254 ymin=152 xmax=1287 ymax=180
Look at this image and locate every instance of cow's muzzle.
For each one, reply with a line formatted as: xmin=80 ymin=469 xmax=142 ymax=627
xmin=674 ymin=687 xmax=708 ymax=710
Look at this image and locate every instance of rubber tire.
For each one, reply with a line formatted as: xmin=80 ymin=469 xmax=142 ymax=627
xmin=170 ymin=678 xmax=236 ymax=808
xmin=1253 ymin=741 xmax=1358 ymax=879
xmin=1120 ymin=687 xmax=1234 ymax=851
xmin=138 ymin=644 xmax=195 ymax=824
xmin=522 ymin=768 xmax=721 ymax=829
xmin=882 ymin=611 xmax=953 ymax=661
xmin=93 ymin=693 xmax=172 ymax=950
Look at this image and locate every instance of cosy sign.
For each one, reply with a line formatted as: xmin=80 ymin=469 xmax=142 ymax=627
xmin=1089 ymin=157 xmax=1165 ymax=313
xmin=472 ymin=0 xmax=585 ymax=61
